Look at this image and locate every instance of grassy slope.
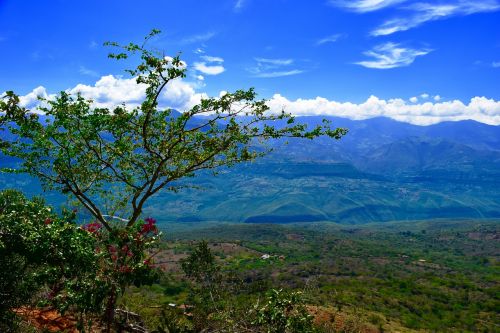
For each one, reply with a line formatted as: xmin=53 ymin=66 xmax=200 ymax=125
xmin=120 ymin=219 xmax=499 ymax=332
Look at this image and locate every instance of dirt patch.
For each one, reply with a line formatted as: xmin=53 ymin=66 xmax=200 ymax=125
xmin=286 ymin=233 xmax=305 ymax=241
xmin=467 ymin=232 xmax=499 ymax=241
xmin=14 ymin=307 xmax=79 ymax=332
xmin=210 ymin=242 xmax=261 ymax=256
xmin=307 ymin=305 xmax=378 ymax=333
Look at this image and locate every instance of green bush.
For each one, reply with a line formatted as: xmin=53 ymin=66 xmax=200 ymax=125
xmin=0 ymin=189 xmax=97 ymax=330
xmin=253 ymin=288 xmax=315 ymax=333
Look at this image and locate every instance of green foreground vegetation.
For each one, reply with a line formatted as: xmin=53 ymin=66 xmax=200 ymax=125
xmin=2 ymin=188 xmax=498 ymax=332
xmin=117 ymin=219 xmax=500 ymax=332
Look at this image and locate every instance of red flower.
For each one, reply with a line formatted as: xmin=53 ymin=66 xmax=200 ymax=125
xmin=119 ymin=265 xmax=132 ymax=273
xmin=83 ymin=221 xmax=102 ymax=233
xmin=140 ymin=217 xmax=157 ymax=234
xmin=145 ymin=217 xmax=156 ymax=224
xmin=44 ymin=218 xmax=52 ymax=225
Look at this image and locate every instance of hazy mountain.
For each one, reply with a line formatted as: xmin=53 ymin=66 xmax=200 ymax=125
xmin=1 ymin=116 xmax=499 ymax=224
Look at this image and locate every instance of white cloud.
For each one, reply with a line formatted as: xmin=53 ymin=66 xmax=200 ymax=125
xmin=420 ymin=93 xmax=429 ymax=99
xmin=329 ymin=0 xmax=407 ymax=12
xmin=409 ymin=96 xmax=418 ymax=103
xmin=316 ymin=34 xmax=344 ymax=45
xmin=493 ymin=61 xmax=500 ymax=68
xmin=371 ymin=1 xmax=500 ymax=36
xmin=163 ymin=56 xmax=187 ymax=68
xmin=65 ymin=75 xmax=206 ymax=111
xmin=18 ymin=86 xmax=56 ymax=109
xmin=193 ymin=55 xmax=225 ymax=76
xmin=253 ymin=70 xmax=304 ymax=78
xmin=181 ymin=31 xmax=216 ymax=44
xmin=234 ymin=0 xmax=247 ymax=12
xmin=193 ymin=62 xmax=225 ymax=75
xmin=267 ymin=94 xmax=500 ymax=125
xmin=13 ymin=84 xmax=500 ymax=126
xmin=355 ymin=42 xmax=431 ymax=69
xmin=248 ymin=58 xmax=304 ymax=78
xmin=254 ymin=58 xmax=294 ymax=66
xmin=79 ymin=66 xmax=99 ymax=77
xmin=200 ymin=55 xmax=224 ymax=63
xmin=193 ymin=63 xmax=225 ymax=75
xmin=434 ymin=95 xmax=441 ymax=101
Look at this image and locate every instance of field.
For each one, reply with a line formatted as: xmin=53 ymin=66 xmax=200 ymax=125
xmin=119 ymin=219 xmax=500 ymax=332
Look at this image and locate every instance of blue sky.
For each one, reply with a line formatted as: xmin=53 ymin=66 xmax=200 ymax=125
xmin=1 ymin=0 xmax=499 ymax=125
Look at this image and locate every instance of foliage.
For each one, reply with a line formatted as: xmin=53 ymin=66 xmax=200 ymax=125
xmin=152 ymin=308 xmax=193 ymax=333
xmin=0 ymin=189 xmax=164 ymax=330
xmin=180 ymin=241 xmax=225 ymax=331
xmin=180 ymin=240 xmax=219 ymax=285
xmin=253 ymin=288 xmax=315 ymax=333
xmin=0 ymin=29 xmax=346 ymax=329
xmin=165 ymin=221 xmax=500 ymax=332
xmin=0 ymin=30 xmax=346 ymax=231
xmin=0 ymin=189 xmax=97 ymax=330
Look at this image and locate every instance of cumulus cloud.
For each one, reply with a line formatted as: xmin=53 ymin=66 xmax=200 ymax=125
xmin=266 ymin=94 xmax=500 ymax=125
xmin=18 ymin=86 xmax=56 ymax=110
xmin=67 ymin=75 xmax=206 ymax=110
xmin=329 ymin=0 xmax=407 ymax=12
xmin=12 ymin=74 xmax=206 ymax=112
xmin=12 ymin=83 xmax=500 ymax=126
xmin=371 ymin=1 xmax=500 ymax=36
xmin=420 ymin=93 xmax=429 ymax=99
xmin=355 ymin=42 xmax=431 ymax=69
xmin=492 ymin=61 xmax=500 ymax=68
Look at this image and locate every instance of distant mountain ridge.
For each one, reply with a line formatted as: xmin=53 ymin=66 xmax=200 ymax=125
xmin=1 ymin=116 xmax=499 ymax=224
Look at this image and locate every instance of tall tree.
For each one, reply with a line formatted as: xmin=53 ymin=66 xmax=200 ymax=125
xmin=0 ymin=30 xmax=347 ymax=329
xmin=0 ymin=30 xmax=347 ymax=231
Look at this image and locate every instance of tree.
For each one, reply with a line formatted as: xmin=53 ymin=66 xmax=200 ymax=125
xmin=180 ymin=241 xmax=223 ymax=331
xmin=253 ymin=289 xmax=316 ymax=333
xmin=0 ymin=29 xmax=346 ymax=231
xmin=0 ymin=29 xmax=347 ymax=328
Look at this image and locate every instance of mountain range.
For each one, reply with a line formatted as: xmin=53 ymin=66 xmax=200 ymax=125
xmin=1 ymin=116 xmax=499 ymax=224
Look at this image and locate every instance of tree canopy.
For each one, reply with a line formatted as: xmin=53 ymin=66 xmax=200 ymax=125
xmin=0 ymin=30 xmax=347 ymax=331
xmin=0 ymin=30 xmax=347 ymax=231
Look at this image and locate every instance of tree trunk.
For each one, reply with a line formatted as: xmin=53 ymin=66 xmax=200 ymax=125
xmin=105 ymin=285 xmax=117 ymax=333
